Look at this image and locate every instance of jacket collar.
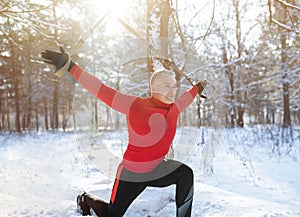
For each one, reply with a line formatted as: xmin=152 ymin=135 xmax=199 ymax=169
xmin=149 ymin=96 xmax=172 ymax=108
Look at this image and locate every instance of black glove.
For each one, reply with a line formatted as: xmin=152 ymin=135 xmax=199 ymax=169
xmin=195 ymin=80 xmax=207 ymax=98
xmin=41 ymin=46 xmax=75 ymax=72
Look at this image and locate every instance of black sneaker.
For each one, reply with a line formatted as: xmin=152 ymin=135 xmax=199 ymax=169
xmin=77 ymin=192 xmax=91 ymax=216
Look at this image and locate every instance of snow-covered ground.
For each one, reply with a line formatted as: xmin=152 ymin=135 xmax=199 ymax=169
xmin=0 ymin=126 xmax=299 ymax=217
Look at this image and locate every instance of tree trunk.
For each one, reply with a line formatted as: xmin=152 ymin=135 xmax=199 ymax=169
xmin=26 ymin=77 xmax=32 ymax=131
xmin=6 ymin=95 xmax=10 ymax=130
xmin=223 ymin=48 xmax=235 ymax=128
xmin=0 ymin=90 xmax=2 ymax=130
xmin=196 ymin=98 xmax=201 ymax=128
xmin=44 ymin=99 xmax=49 ymax=131
xmin=35 ymin=103 xmax=39 ymax=132
xmin=282 ymin=80 xmax=291 ymax=127
xmin=94 ymin=99 xmax=98 ymax=129
xmin=280 ymin=9 xmax=291 ymax=127
xmin=233 ymin=0 xmax=244 ymax=128
xmin=26 ymin=27 xmax=33 ymax=131
xmin=146 ymin=0 xmax=172 ymax=73
xmin=52 ymin=82 xmax=59 ymax=129
xmin=51 ymin=0 xmax=60 ymax=130
xmin=10 ymin=34 xmax=21 ymax=133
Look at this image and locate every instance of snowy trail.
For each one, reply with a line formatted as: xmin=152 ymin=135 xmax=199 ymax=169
xmin=0 ymin=131 xmax=299 ymax=217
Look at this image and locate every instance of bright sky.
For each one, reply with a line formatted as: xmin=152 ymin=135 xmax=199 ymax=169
xmin=86 ymin=0 xmax=135 ymax=35
xmin=28 ymin=0 xmax=133 ymax=34
xmin=93 ymin=0 xmax=132 ymax=17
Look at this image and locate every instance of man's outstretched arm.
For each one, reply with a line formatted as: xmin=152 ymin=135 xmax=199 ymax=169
xmin=41 ymin=47 xmax=137 ymax=114
xmin=175 ymin=81 xmax=207 ymax=113
xmin=69 ymin=64 xmax=137 ymax=114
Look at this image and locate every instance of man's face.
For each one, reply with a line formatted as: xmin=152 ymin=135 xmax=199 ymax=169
xmin=151 ymin=74 xmax=177 ymax=104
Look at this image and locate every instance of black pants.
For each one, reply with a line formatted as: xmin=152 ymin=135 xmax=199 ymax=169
xmin=85 ymin=159 xmax=194 ymax=217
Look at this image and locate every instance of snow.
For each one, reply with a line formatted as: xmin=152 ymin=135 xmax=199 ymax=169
xmin=0 ymin=127 xmax=299 ymax=217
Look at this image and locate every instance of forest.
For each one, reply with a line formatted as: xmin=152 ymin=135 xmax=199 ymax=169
xmin=0 ymin=0 xmax=299 ymax=133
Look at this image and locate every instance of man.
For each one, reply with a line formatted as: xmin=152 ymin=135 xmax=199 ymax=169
xmin=41 ymin=47 xmax=206 ymax=217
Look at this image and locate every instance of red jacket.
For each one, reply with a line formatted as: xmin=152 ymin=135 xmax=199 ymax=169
xmin=70 ymin=65 xmax=199 ymax=173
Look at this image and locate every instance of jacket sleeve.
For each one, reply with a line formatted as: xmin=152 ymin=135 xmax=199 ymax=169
xmin=174 ymin=85 xmax=198 ymax=113
xmin=69 ymin=64 xmax=137 ymax=114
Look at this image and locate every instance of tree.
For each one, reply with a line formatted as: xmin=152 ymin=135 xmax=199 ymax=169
xmin=7 ymin=18 xmax=21 ymax=133
xmin=146 ymin=0 xmax=173 ymax=73
xmin=268 ymin=0 xmax=299 ymax=127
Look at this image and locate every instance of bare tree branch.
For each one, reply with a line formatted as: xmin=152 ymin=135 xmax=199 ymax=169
xmin=171 ymin=0 xmax=185 ymax=45
xmin=0 ymin=0 xmax=59 ymax=14
xmin=275 ymin=0 xmax=300 ymax=11
xmin=197 ymin=0 xmax=215 ymax=47
xmin=268 ymin=0 xmax=300 ymax=34
xmin=271 ymin=18 xmax=300 ymax=34
xmin=268 ymin=0 xmax=273 ymax=25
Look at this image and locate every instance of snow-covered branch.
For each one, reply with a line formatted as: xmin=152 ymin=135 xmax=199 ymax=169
xmin=275 ymin=0 xmax=300 ymax=11
xmin=271 ymin=18 xmax=300 ymax=34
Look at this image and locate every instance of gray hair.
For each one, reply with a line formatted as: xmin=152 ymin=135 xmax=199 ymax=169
xmin=150 ymin=69 xmax=176 ymax=86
